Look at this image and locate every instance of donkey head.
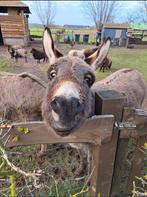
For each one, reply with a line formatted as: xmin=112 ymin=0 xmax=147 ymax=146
xmin=42 ymin=27 xmax=111 ymax=136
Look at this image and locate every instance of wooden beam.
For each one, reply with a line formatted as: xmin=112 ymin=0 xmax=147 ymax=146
xmin=111 ymin=107 xmax=147 ymax=196
xmin=3 ymin=115 xmax=114 ymax=148
xmin=90 ymin=90 xmax=125 ymax=197
xmin=120 ymin=108 xmax=147 ymax=138
xmin=119 ymin=108 xmax=147 ymax=194
xmin=127 ymin=135 xmax=147 ymax=193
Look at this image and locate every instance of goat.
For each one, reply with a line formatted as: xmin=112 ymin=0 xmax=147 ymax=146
xmin=98 ymin=56 xmax=112 ymax=72
xmin=41 ymin=27 xmax=147 ymax=176
xmin=8 ymin=45 xmax=27 ymax=63
xmin=30 ymin=48 xmax=48 ymax=63
xmin=0 ymin=72 xmax=46 ymax=156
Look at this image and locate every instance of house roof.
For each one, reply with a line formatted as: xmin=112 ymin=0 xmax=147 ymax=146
xmin=0 ymin=1 xmax=31 ymax=14
xmin=104 ymin=23 xmax=129 ymax=29
xmin=129 ymin=23 xmax=147 ymax=30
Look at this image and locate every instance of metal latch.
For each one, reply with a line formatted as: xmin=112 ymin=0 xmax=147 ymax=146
xmin=115 ymin=121 xmax=136 ymax=130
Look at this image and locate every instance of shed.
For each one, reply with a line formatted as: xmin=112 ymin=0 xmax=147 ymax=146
xmin=102 ymin=23 xmax=129 ymax=47
xmin=0 ymin=1 xmax=31 ymax=46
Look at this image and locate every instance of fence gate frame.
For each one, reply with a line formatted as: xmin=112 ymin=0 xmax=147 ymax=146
xmin=2 ymin=90 xmax=147 ymax=197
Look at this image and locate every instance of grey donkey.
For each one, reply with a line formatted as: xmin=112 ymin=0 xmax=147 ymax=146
xmin=0 ymin=72 xmax=46 ymax=156
xmin=41 ymin=27 xmax=147 ymax=176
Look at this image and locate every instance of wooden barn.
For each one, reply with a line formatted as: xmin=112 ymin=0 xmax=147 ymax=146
xmin=0 ymin=1 xmax=31 ymax=46
xmin=102 ymin=23 xmax=129 ymax=47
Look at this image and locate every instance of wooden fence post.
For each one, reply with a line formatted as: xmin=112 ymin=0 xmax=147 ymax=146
xmin=90 ymin=90 xmax=125 ymax=197
xmin=111 ymin=107 xmax=147 ymax=196
xmin=127 ymin=135 xmax=147 ymax=193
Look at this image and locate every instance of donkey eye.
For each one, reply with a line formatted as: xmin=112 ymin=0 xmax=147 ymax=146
xmin=50 ymin=70 xmax=57 ymax=79
xmin=84 ymin=74 xmax=94 ymax=87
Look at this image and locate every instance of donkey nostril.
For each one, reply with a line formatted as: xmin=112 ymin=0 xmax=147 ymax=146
xmin=77 ymin=100 xmax=81 ymax=108
xmin=51 ymin=98 xmax=58 ymax=111
xmin=75 ymin=114 xmax=80 ymax=121
xmin=51 ymin=96 xmax=64 ymax=113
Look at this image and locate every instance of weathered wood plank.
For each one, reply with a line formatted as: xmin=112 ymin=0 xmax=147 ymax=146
xmin=0 ymin=15 xmax=24 ymax=21
xmin=90 ymin=90 xmax=124 ymax=197
xmin=2 ymin=35 xmax=24 ymax=38
xmin=3 ymin=115 xmax=114 ymax=148
xmin=111 ymin=107 xmax=147 ymax=196
xmin=120 ymin=108 xmax=147 ymax=138
xmin=1 ymin=24 xmax=24 ymax=28
xmin=111 ymin=139 xmax=130 ymax=196
xmin=0 ymin=15 xmax=26 ymax=38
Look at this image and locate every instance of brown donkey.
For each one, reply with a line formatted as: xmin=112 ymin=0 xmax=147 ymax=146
xmin=42 ymin=27 xmax=147 ymax=176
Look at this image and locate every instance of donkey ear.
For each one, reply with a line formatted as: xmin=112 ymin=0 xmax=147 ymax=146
xmin=43 ymin=27 xmax=63 ymax=64
xmin=54 ymin=47 xmax=63 ymax=58
xmin=85 ymin=37 xmax=111 ymax=70
xmin=82 ymin=47 xmax=98 ymax=58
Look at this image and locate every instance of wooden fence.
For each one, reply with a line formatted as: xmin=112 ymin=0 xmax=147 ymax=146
xmin=2 ymin=90 xmax=147 ymax=197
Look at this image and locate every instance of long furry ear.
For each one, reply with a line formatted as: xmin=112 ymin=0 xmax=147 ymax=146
xmin=82 ymin=47 xmax=98 ymax=58
xmin=54 ymin=47 xmax=63 ymax=58
xmin=43 ymin=27 xmax=63 ymax=64
xmin=85 ymin=37 xmax=111 ymax=70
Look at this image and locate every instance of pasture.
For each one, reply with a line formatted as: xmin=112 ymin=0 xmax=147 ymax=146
xmin=0 ymin=44 xmax=147 ymax=196
xmin=1 ymin=44 xmax=147 ymax=81
xmin=30 ymin=27 xmax=97 ymax=44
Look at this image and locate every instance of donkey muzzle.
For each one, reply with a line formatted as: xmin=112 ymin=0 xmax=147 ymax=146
xmin=51 ymin=96 xmax=82 ymax=123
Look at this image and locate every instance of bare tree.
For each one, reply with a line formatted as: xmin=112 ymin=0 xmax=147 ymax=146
xmin=143 ymin=0 xmax=147 ymax=12
xmin=82 ymin=1 xmax=119 ymax=31
xmin=32 ymin=1 xmax=56 ymax=26
xmin=126 ymin=1 xmax=147 ymax=23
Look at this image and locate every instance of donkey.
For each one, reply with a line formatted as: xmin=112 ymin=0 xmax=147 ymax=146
xmin=41 ymin=27 xmax=147 ymax=176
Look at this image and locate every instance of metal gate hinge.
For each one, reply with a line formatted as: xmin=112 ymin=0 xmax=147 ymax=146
xmin=114 ymin=121 xmax=136 ymax=130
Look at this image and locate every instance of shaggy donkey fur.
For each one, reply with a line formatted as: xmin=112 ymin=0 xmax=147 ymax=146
xmin=0 ymin=72 xmax=46 ymax=155
xmin=41 ymin=27 xmax=147 ymax=176
xmin=0 ymin=72 xmax=46 ymax=120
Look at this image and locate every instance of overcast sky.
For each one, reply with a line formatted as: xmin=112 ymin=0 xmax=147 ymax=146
xmin=23 ymin=1 xmax=140 ymax=26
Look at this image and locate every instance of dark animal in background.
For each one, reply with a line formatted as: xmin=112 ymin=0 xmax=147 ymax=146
xmin=30 ymin=48 xmax=48 ymax=63
xmin=69 ymin=40 xmax=75 ymax=49
xmin=8 ymin=45 xmax=27 ymax=63
xmin=98 ymin=56 xmax=112 ymax=72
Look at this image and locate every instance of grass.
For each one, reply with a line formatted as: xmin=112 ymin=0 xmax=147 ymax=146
xmin=0 ymin=59 xmax=14 ymax=72
xmin=0 ymin=145 xmax=89 ymax=197
xmin=95 ymin=47 xmax=147 ymax=81
xmin=0 ymin=46 xmax=147 ymax=196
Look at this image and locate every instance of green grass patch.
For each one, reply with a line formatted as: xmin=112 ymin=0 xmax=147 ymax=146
xmin=95 ymin=48 xmax=147 ymax=81
xmin=0 ymin=59 xmax=13 ymax=72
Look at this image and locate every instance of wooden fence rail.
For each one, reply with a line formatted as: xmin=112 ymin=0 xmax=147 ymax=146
xmin=2 ymin=90 xmax=147 ymax=197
